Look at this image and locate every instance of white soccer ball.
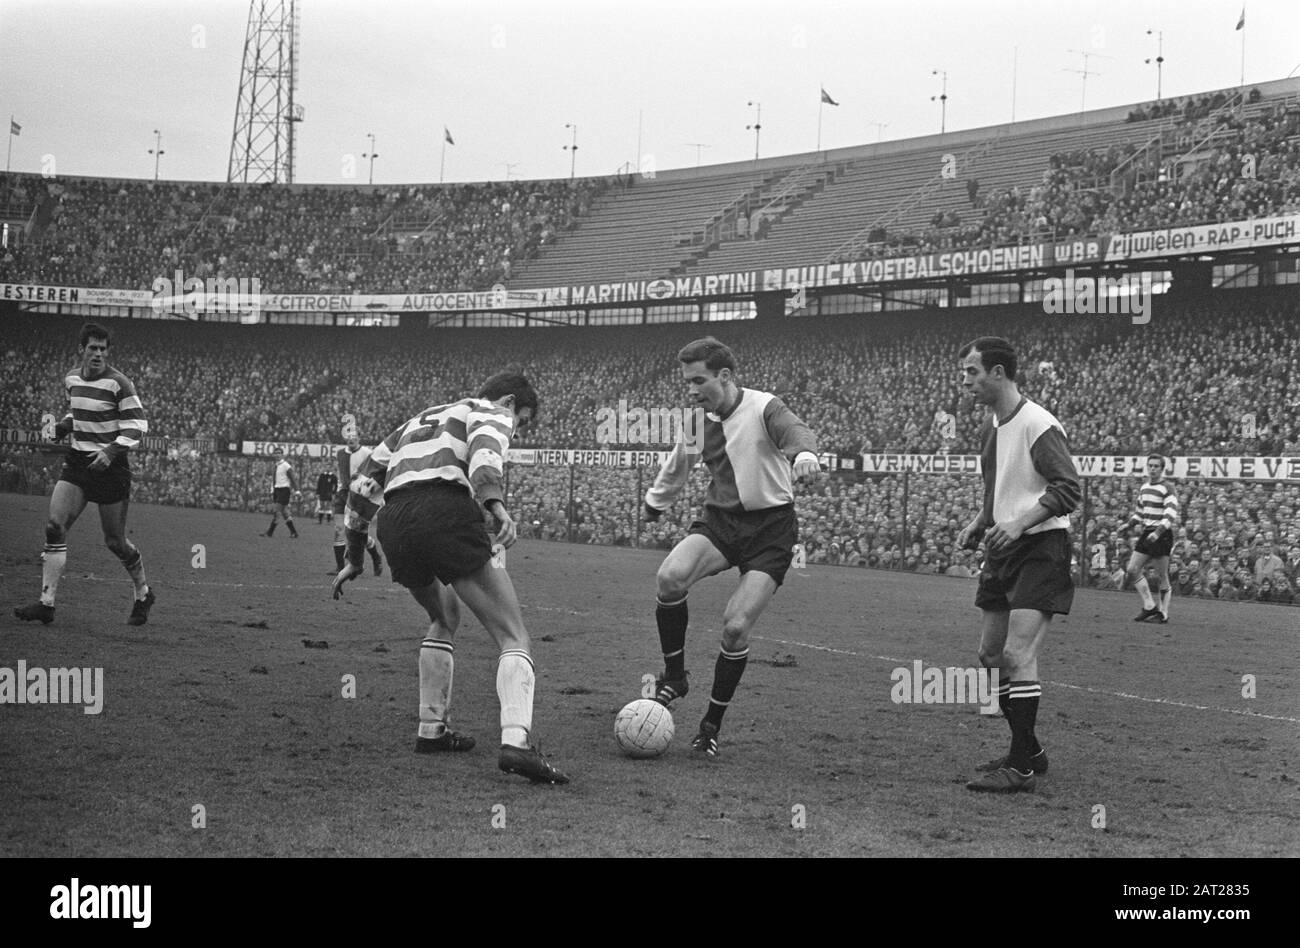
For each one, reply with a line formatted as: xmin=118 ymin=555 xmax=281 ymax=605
xmin=614 ymin=698 xmax=674 ymax=758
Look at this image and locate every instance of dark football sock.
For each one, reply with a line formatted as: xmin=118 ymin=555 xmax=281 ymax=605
xmin=333 ymin=544 xmax=346 ymax=570
xmin=266 ymin=520 xmax=277 ymax=536
xmin=656 ymin=594 xmax=688 ymax=679
xmin=703 ymin=645 xmax=749 ymax=729
xmin=1005 ymin=680 xmax=1042 ymax=771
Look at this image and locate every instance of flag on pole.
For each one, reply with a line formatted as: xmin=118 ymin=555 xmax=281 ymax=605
xmin=9 ymin=120 xmax=20 ymax=136
xmin=1236 ymin=7 xmax=1245 ymax=29
xmin=820 ymin=87 xmax=839 ymax=106
xmin=444 ymin=127 xmax=455 ymax=145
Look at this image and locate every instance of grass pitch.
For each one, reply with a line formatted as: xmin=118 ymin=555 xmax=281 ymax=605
xmin=1 ymin=494 xmax=1296 ymax=857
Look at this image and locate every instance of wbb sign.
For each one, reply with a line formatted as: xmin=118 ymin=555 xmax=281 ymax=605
xmin=646 ymin=279 xmax=675 ymax=300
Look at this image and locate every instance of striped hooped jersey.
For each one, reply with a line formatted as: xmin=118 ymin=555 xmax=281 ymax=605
xmin=977 ymin=397 xmax=1080 ymax=535
xmin=646 ymin=388 xmax=818 ymax=514
xmin=1127 ymin=481 xmax=1179 ymax=532
xmin=346 ymin=398 xmax=512 ymax=527
xmin=62 ymin=366 xmax=148 ymax=458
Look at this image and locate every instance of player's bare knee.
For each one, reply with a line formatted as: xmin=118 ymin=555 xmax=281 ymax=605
xmin=978 ymin=648 xmax=1002 ymax=669
xmin=656 ymin=564 xmax=690 ymax=601
xmin=45 ymin=520 xmax=66 ymax=545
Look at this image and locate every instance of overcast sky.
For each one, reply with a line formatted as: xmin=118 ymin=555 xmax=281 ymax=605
xmin=1 ymin=0 xmax=1297 ymax=185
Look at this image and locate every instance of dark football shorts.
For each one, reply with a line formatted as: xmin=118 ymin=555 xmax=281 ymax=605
xmin=59 ymin=450 xmax=131 ymax=506
xmin=689 ymin=503 xmax=798 ymax=586
xmin=376 ymin=482 xmax=493 ymax=588
xmin=273 ymin=486 xmax=292 ymax=505
xmin=332 ymin=487 xmax=349 ymax=515
xmin=976 ymin=528 xmax=1074 ymax=615
xmin=1134 ymin=528 xmax=1174 ymax=558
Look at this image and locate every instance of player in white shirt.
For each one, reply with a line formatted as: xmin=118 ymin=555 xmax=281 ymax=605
xmin=332 ymin=434 xmax=384 ymax=574
xmin=261 ymin=448 xmax=300 ymax=539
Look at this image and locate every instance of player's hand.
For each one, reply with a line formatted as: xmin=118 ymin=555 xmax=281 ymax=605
xmin=52 ymin=419 xmax=73 ymax=442
xmin=88 ymin=450 xmax=113 ymax=472
xmin=984 ymin=520 xmax=1025 ymax=553
xmin=643 ymin=502 xmax=663 ymax=523
xmin=487 ymin=502 xmax=517 ymax=549
xmin=792 ymin=457 xmax=822 ymax=484
xmin=331 ymin=560 xmax=364 ymax=599
xmin=957 ymin=522 xmax=986 ymax=551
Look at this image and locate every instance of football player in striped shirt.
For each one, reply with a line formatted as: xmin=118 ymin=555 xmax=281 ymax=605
xmin=14 ymin=322 xmax=155 ymax=626
xmin=1124 ymin=454 xmax=1179 ymax=624
xmin=956 ymin=337 xmax=1080 ymax=793
xmin=644 ymin=337 xmax=821 ymax=759
xmin=331 ymin=371 xmax=568 ymax=785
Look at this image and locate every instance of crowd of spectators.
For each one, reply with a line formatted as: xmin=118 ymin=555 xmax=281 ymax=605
xmin=0 ymin=173 xmax=605 ymax=294
xmin=866 ymin=90 xmax=1300 ymax=261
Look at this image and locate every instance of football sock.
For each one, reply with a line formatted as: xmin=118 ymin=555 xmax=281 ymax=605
xmin=286 ymin=517 xmax=298 ymax=537
xmin=996 ymin=677 xmax=1011 ymax=725
xmin=1158 ymin=585 xmax=1171 ymax=616
xmin=40 ymin=544 xmax=67 ymax=607
xmin=497 ymin=649 xmax=535 ymax=749
xmin=1005 ymin=680 xmax=1042 ymax=771
xmin=1135 ymin=576 xmax=1155 ymax=609
xmin=702 ymin=644 xmax=749 ymax=729
xmin=417 ymin=638 xmax=454 ymax=739
xmin=266 ymin=520 xmax=277 ymax=536
xmin=656 ymin=594 xmax=688 ymax=679
xmin=367 ymin=538 xmax=381 ymax=564
xmin=117 ymin=545 xmax=149 ymax=599
xmin=317 ymin=512 xmax=323 ymax=524
xmin=333 ymin=544 xmax=346 ymax=570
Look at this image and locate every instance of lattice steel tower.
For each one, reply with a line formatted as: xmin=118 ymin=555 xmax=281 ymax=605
xmin=227 ymin=0 xmax=302 ymax=184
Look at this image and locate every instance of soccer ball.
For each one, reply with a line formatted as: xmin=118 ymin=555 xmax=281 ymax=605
xmin=614 ymin=698 xmax=674 ymax=758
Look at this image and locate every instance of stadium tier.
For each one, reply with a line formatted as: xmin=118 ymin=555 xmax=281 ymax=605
xmin=2 ymin=80 xmax=1297 ymax=297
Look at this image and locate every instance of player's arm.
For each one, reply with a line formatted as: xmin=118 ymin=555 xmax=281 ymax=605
xmin=762 ymin=396 xmax=821 ymax=482
xmin=958 ymin=418 xmax=994 ymax=549
xmin=986 ymin=424 xmax=1081 ymax=552
xmin=465 ymin=403 xmax=517 ymax=546
xmin=1158 ymin=489 xmax=1179 ymax=535
xmin=337 ymin=446 xmax=351 ymax=488
xmin=90 ymin=376 xmax=147 ymax=470
xmin=644 ymin=434 xmax=698 ymax=521
xmin=53 ymin=411 xmax=74 ymax=441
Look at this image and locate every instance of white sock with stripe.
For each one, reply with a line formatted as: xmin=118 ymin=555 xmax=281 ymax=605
xmin=417 ymin=638 xmax=454 ymax=739
xmin=497 ymin=649 xmax=535 ymax=749
xmin=41 ymin=544 xmax=67 ymax=607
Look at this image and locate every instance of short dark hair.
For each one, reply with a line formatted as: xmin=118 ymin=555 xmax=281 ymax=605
xmin=1147 ymin=453 xmax=1166 ymax=466
xmin=678 ymin=336 xmax=737 ymax=374
xmin=478 ymin=370 xmax=539 ymax=421
xmin=79 ymin=322 xmax=111 ymax=348
xmin=958 ymin=336 xmax=1017 ymax=381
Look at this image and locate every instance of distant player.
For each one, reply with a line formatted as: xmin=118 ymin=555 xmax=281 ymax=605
xmin=331 ymin=371 xmax=569 ymax=785
xmin=644 ymin=337 xmax=820 ymax=759
xmin=14 ymin=322 xmax=156 ymax=626
xmin=332 ymin=433 xmax=383 ymax=575
xmin=261 ymin=448 xmax=300 ymax=539
xmin=316 ymin=466 xmax=338 ymax=524
xmin=956 ymin=337 xmax=1080 ymax=793
xmin=1125 ymin=454 xmax=1179 ymax=624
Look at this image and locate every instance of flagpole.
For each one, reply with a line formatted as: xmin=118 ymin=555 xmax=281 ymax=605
xmin=440 ymin=137 xmax=446 ymax=184
xmin=1240 ymin=14 xmax=1246 ymax=86
xmin=6 ymin=115 xmax=12 ymax=173
xmin=817 ymin=97 xmax=823 ymax=152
